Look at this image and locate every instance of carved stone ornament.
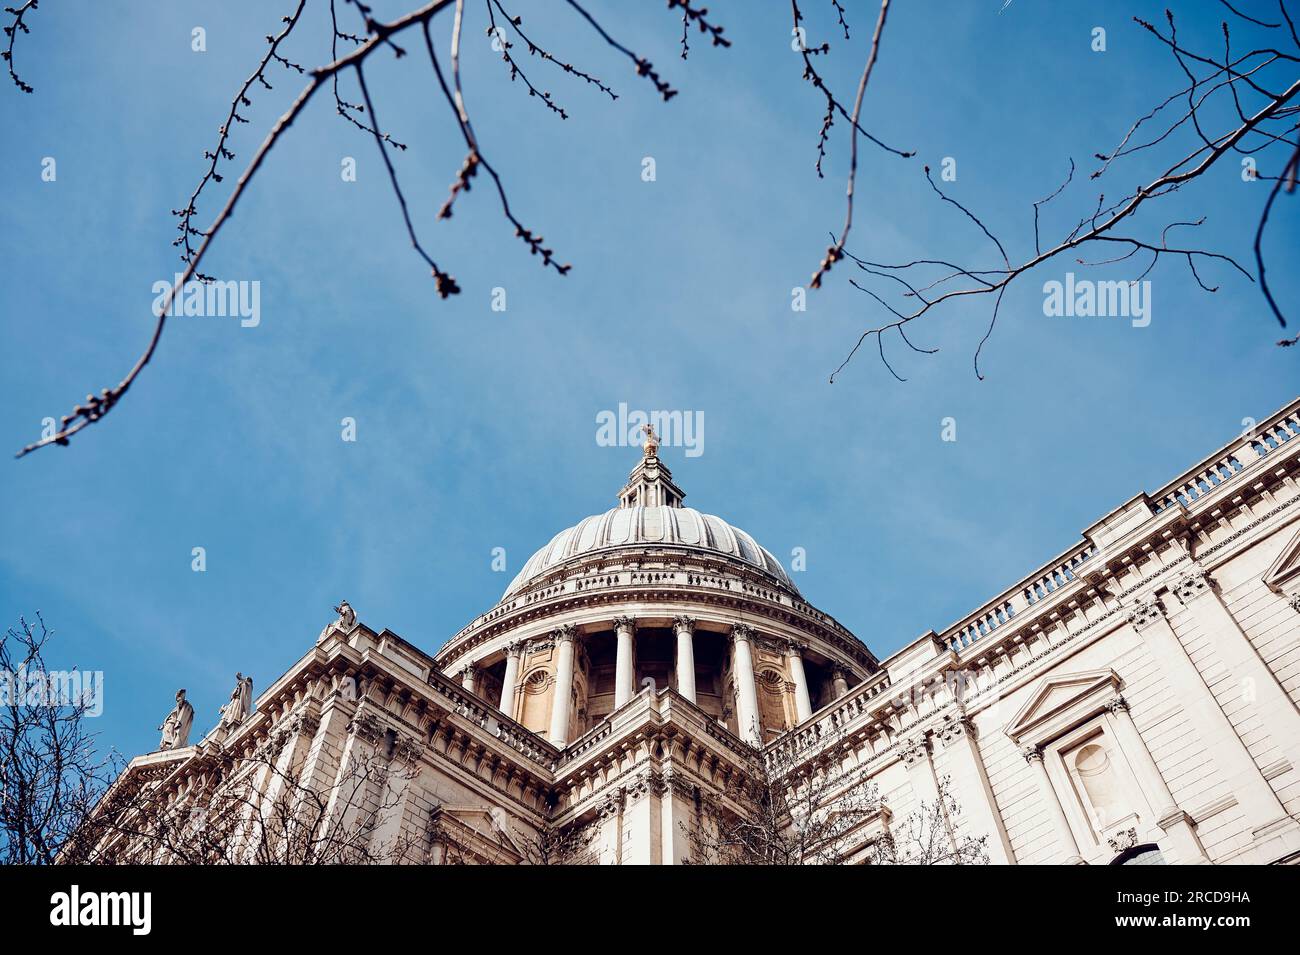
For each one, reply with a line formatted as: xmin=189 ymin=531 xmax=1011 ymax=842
xmin=393 ymin=735 xmax=422 ymax=765
xmin=1108 ymin=827 xmax=1140 ymax=853
xmin=730 ymin=623 xmax=754 ymax=643
xmin=1104 ymin=696 xmax=1129 ymax=716
xmin=1288 ymin=593 xmax=1300 ymax=614
xmin=935 ymin=713 xmax=974 ymax=746
xmin=1125 ymin=595 xmax=1165 ymax=629
xmin=348 ymin=712 xmax=384 ymax=743
xmin=597 ymin=791 xmax=624 ymax=820
xmin=612 ymin=616 xmax=637 ymax=632
xmin=672 ymin=615 xmax=696 ymax=634
xmin=900 ymin=733 xmax=931 ymax=768
xmin=1021 ymin=744 xmax=1045 ymax=763
xmin=1172 ymin=562 xmax=1212 ymax=603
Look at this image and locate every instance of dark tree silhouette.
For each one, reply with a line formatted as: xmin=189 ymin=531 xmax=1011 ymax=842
xmin=5 ymin=1 xmax=1294 ymax=454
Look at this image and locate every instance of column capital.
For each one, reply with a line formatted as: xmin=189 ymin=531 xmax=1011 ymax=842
xmin=552 ymin=623 xmax=579 ymax=644
xmin=1289 ymin=592 xmax=1300 ymax=614
xmin=731 ymin=622 xmax=754 ymax=643
xmin=1104 ymin=695 xmax=1129 ymax=715
xmin=1171 ymin=561 xmax=1213 ymax=603
xmin=348 ymin=712 xmax=385 ymax=744
xmin=935 ymin=712 xmax=975 ymax=746
xmin=783 ymin=639 xmax=809 ymax=657
xmin=672 ymin=615 xmax=696 ymax=634
xmin=460 ymin=661 xmax=478 ymax=678
xmin=1125 ymin=595 xmax=1165 ymax=629
xmin=612 ymin=615 xmax=636 ymax=633
xmin=900 ymin=732 xmax=932 ymax=768
xmin=1021 ymin=743 xmax=1045 ymax=763
xmin=504 ymin=639 xmax=526 ymax=658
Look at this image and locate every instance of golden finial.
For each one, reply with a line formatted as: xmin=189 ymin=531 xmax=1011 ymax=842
xmin=640 ymin=423 xmax=659 ymax=458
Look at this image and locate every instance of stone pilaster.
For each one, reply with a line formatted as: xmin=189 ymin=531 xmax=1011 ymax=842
xmin=933 ymin=713 xmax=1015 ymax=864
xmin=1022 ymin=744 xmax=1085 ymax=864
xmin=1125 ymin=593 xmax=1292 ymax=849
xmin=1100 ymin=697 xmax=1208 ymax=864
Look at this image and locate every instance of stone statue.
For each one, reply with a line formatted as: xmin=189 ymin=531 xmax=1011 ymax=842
xmin=220 ymin=672 xmax=254 ymax=727
xmin=158 ymin=689 xmax=194 ymax=750
xmin=334 ymin=599 xmax=356 ymax=630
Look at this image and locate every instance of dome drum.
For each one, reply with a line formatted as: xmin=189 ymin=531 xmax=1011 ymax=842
xmin=437 ymin=440 xmax=877 ymax=749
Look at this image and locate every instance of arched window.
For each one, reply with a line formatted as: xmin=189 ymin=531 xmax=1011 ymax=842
xmin=1111 ymin=844 xmax=1166 ymax=865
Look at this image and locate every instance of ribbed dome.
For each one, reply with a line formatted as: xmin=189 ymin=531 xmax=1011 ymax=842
xmin=502 ymin=505 xmax=800 ymax=600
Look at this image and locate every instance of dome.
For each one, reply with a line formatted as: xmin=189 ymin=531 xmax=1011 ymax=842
xmin=502 ymin=504 xmax=800 ymax=600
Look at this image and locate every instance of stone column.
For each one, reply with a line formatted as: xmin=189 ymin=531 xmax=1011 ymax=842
xmin=731 ymin=624 xmax=762 ymax=747
xmin=1126 ymin=594 xmax=1290 ymax=837
xmin=548 ymin=626 xmax=578 ymax=747
xmin=614 ymin=616 xmax=637 ymax=710
xmin=1172 ymin=564 xmax=1300 ymax=771
xmin=786 ymin=642 xmax=813 ymax=723
xmin=1101 ymin=697 xmax=1209 ymax=864
xmin=673 ymin=616 xmax=697 ymax=703
xmin=934 ymin=715 xmax=1016 ymax=864
xmin=1023 ymin=745 xmax=1084 ymax=864
xmin=459 ymin=662 xmax=477 ymax=694
xmin=499 ymin=641 xmax=523 ymax=717
xmin=831 ymin=666 xmax=850 ymax=698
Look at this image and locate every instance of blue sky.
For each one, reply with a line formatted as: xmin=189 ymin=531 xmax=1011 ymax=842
xmin=1 ymin=0 xmax=1295 ymax=760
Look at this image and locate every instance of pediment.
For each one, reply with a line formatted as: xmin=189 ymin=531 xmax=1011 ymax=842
xmin=1005 ymin=668 xmax=1121 ymax=743
xmin=1262 ymin=524 xmax=1300 ymax=594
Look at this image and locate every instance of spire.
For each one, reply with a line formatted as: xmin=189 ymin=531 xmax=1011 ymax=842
xmin=618 ymin=424 xmax=686 ymax=508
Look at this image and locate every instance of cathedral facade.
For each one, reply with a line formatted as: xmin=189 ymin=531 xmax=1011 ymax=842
xmin=89 ymin=398 xmax=1300 ymax=864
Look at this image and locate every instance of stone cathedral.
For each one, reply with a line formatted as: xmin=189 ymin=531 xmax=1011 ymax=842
xmin=92 ymin=398 xmax=1300 ymax=865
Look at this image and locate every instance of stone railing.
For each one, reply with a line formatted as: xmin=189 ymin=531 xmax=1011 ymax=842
xmin=765 ymin=397 xmax=1300 ymax=767
xmin=444 ymin=558 xmax=865 ymax=656
xmin=424 ymin=669 xmax=560 ymax=769
xmin=765 ymin=668 xmax=893 ymax=766
xmin=937 ymin=398 xmax=1299 ymax=655
xmin=1150 ymin=404 xmax=1299 ymax=513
